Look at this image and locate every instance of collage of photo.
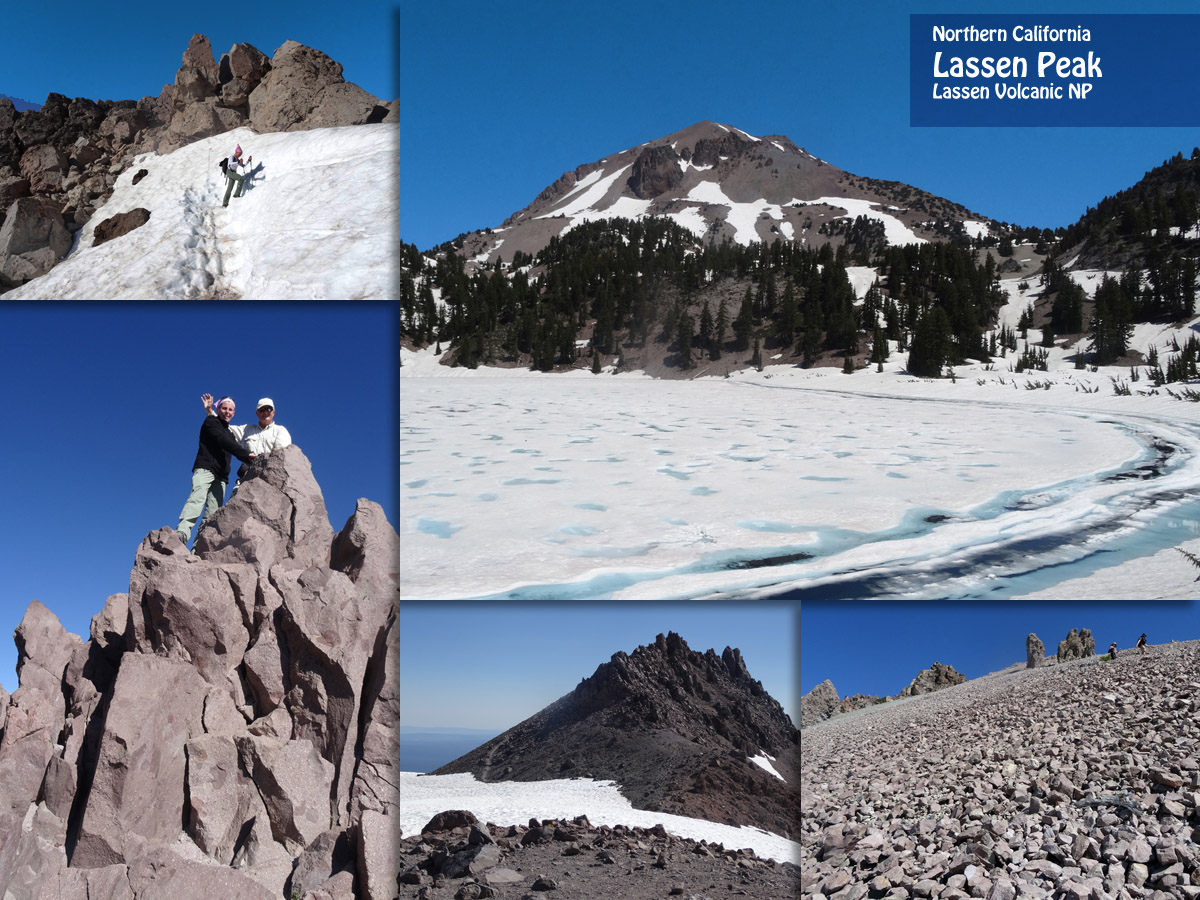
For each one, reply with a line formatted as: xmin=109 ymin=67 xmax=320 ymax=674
xmin=3 ymin=1 xmax=1200 ymax=899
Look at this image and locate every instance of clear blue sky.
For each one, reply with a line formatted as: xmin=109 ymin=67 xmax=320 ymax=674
xmin=801 ymin=600 xmax=1200 ymax=700
xmin=0 ymin=303 xmax=397 ymax=693
xmin=399 ymin=0 xmax=1200 ymax=250
xmin=2 ymin=1 xmax=393 ymax=106
xmin=399 ymin=602 xmax=798 ymax=731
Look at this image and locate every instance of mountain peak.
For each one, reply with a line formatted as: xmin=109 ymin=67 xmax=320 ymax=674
xmin=434 ymin=633 xmax=798 ymax=839
xmin=450 ymin=119 xmax=982 ymax=263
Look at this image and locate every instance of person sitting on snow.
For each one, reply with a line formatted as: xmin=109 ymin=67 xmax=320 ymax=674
xmin=222 ymin=144 xmax=253 ymax=208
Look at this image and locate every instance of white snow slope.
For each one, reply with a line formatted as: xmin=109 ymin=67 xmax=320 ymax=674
xmin=7 ymin=124 xmax=396 ymax=300
xmin=399 ymin=772 xmax=800 ymax=865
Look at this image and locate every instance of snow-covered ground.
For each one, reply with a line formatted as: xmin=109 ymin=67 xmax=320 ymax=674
xmin=401 ymin=293 xmax=1200 ymax=601
xmin=8 ymin=124 xmax=395 ymax=299
xmin=399 ymin=772 xmax=800 ymax=864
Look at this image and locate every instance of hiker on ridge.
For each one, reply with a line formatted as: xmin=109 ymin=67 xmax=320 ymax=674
xmin=177 ymin=395 xmax=255 ymax=546
xmin=222 ymin=144 xmax=253 ymax=208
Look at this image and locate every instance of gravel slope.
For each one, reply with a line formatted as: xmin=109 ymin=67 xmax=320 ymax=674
xmin=802 ymin=641 xmax=1200 ymax=900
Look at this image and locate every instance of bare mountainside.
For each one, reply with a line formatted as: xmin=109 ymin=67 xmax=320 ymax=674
xmin=802 ymin=640 xmax=1200 ymax=900
xmin=451 ymin=120 xmax=988 ymax=263
xmin=433 ymin=632 xmax=799 ymax=841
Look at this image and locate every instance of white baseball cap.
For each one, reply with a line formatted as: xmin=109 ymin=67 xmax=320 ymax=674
xmin=256 ymin=398 xmax=275 ymax=410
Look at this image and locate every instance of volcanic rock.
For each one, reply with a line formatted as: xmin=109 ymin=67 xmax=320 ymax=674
xmin=900 ymin=661 xmax=966 ymax=696
xmin=91 ymin=207 xmax=150 ymax=246
xmin=0 ymin=444 xmax=398 ymax=896
xmin=1026 ymin=631 xmax=1045 ymax=668
xmin=400 ymin=817 xmax=798 ymax=900
xmin=433 ymin=631 xmax=798 ymax=840
xmin=248 ymin=40 xmax=387 ymax=133
xmin=800 ymin=679 xmax=840 ymax=727
xmin=0 ymin=196 xmax=72 ymax=286
xmin=1057 ymin=627 xmax=1095 ymax=662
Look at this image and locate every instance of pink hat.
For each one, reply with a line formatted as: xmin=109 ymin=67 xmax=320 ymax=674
xmin=234 ymin=144 xmax=242 ymax=155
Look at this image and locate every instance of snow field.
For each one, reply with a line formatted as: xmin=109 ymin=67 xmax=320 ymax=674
xmin=8 ymin=123 xmax=396 ymax=299
xmin=398 ymin=772 xmax=800 ymax=865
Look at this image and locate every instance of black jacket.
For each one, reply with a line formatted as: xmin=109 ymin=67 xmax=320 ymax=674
xmin=191 ymin=416 xmax=253 ymax=481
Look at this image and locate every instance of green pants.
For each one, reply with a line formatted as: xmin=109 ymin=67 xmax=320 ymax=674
xmin=222 ymin=170 xmax=245 ymax=207
xmin=176 ymin=468 xmax=227 ymax=544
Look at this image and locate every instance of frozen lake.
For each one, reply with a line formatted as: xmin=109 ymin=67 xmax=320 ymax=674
xmin=401 ymin=350 xmax=1200 ymax=601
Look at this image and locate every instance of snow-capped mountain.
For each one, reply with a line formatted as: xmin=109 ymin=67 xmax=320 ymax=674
xmin=6 ymin=123 xmax=395 ymax=299
xmin=452 ymin=120 xmax=989 ymax=263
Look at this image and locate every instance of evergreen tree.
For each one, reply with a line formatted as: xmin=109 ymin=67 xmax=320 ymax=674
xmin=907 ymin=307 xmax=952 ymax=377
xmin=712 ymin=297 xmax=729 ymax=361
xmin=733 ymin=288 xmax=754 ymax=351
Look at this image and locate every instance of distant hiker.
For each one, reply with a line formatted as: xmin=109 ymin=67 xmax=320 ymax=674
xmin=177 ymin=395 xmax=255 ymax=546
xmin=222 ymin=144 xmax=253 ymax=208
xmin=1136 ymin=633 xmax=1148 ymax=655
xmin=1108 ymin=641 xmax=1118 ymax=659
xmin=202 ymin=393 xmax=291 ymax=486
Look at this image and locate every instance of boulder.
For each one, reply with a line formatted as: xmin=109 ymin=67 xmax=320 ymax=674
xmin=19 ymin=145 xmax=69 ymax=194
xmin=1027 ymin=632 xmax=1045 ymax=668
xmin=248 ymin=40 xmax=384 ymax=132
xmin=0 ymin=197 xmax=71 ymax=259
xmin=91 ymin=208 xmax=151 ymax=247
xmin=218 ymin=43 xmax=272 ymax=110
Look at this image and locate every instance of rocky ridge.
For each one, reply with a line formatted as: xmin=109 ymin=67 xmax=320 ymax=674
xmin=0 ymin=444 xmax=400 ymax=899
xmin=0 ymin=33 xmax=395 ymax=292
xmin=802 ymin=641 xmax=1200 ymax=900
xmin=395 ymin=810 xmax=800 ymax=900
xmin=800 ymin=662 xmax=967 ymax=727
xmin=432 ymin=631 xmax=799 ymax=841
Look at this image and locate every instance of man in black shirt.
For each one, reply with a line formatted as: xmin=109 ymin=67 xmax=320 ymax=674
xmin=175 ymin=395 xmax=255 ymax=546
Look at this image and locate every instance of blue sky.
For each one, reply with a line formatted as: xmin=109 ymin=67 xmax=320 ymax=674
xmin=3 ymin=1 xmax=393 ymax=106
xmin=399 ymin=0 xmax=1200 ymax=251
xmin=801 ymin=600 xmax=1200 ymax=700
xmin=0 ymin=303 xmax=397 ymax=693
xmin=399 ymin=602 xmax=797 ymax=731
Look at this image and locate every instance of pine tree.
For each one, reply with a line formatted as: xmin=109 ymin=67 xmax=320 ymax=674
xmin=907 ymin=307 xmax=952 ymax=377
xmin=733 ymin=288 xmax=754 ymax=351
xmin=712 ymin=297 xmax=728 ymax=361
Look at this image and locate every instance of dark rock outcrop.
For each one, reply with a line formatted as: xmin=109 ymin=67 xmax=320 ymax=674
xmin=0 ymin=444 xmax=399 ymax=899
xmin=433 ymin=631 xmax=798 ymax=841
xmin=1026 ymin=631 xmax=1045 ymax=668
xmin=800 ymin=679 xmax=840 ymax=727
xmin=1056 ymin=627 xmax=1095 ymax=662
xmin=899 ymin=661 xmax=966 ymax=697
xmin=0 ymin=33 xmax=394 ymax=293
